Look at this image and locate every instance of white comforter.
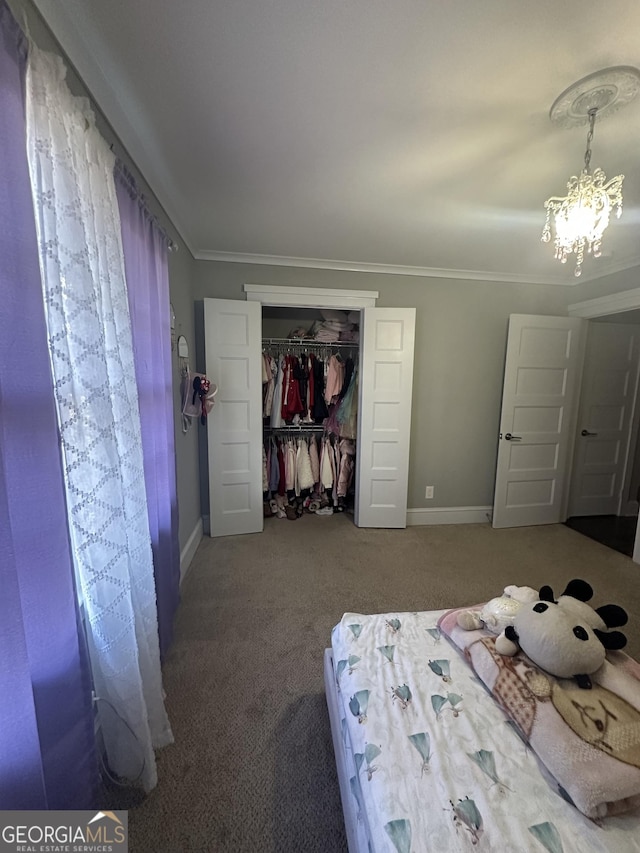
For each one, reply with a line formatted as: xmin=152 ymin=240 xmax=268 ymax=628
xmin=331 ymin=610 xmax=640 ymax=853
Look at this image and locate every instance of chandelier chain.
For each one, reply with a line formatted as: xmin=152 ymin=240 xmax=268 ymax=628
xmin=583 ymin=109 xmax=597 ymax=173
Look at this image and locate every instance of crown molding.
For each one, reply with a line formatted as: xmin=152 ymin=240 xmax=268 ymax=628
xmin=568 ymin=285 xmax=640 ymax=319
xmin=194 ymin=249 xmax=580 ymax=285
xmin=573 ymin=252 xmax=640 ymax=282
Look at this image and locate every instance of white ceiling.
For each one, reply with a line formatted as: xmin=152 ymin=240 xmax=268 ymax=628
xmin=33 ymin=0 xmax=640 ymax=285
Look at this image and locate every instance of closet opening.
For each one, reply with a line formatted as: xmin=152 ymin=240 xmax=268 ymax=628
xmin=261 ymin=306 xmax=360 ymax=524
xmin=204 ymin=288 xmax=413 ymax=536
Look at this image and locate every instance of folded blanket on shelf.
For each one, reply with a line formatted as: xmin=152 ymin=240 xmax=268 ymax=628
xmin=438 ymin=606 xmax=640 ymax=820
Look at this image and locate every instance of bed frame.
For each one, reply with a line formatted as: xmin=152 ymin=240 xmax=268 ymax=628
xmin=324 ymin=648 xmax=363 ymax=853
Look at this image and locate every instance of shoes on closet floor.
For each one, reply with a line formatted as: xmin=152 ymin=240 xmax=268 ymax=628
xmin=271 ymin=497 xmax=287 ymax=519
xmin=316 ymin=506 xmax=333 ymax=516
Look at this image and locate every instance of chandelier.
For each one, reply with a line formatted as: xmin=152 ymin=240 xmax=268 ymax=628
xmin=541 ymin=67 xmax=640 ymax=277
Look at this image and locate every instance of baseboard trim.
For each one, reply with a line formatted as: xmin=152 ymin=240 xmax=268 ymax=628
xmin=407 ymin=506 xmax=492 ymax=526
xmin=180 ymin=518 xmax=204 ymax=585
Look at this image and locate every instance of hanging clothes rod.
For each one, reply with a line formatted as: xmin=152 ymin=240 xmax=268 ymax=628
xmin=261 ymin=337 xmax=359 ymax=349
xmin=264 ymin=424 xmax=326 ymax=434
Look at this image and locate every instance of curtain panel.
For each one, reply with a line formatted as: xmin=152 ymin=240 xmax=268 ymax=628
xmin=115 ymin=164 xmax=181 ymax=661
xmin=0 ymin=1 xmax=99 ymax=809
xmin=25 ymin=43 xmax=173 ymax=792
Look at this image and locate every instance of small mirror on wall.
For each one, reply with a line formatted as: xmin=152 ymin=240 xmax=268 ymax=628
xmin=177 ymin=335 xmax=190 ymax=377
xmin=177 ymin=335 xmax=189 ymax=359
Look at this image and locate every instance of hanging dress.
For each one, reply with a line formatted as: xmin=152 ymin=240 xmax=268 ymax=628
xmin=282 ymin=356 xmax=305 ymax=422
xmin=277 ymin=439 xmax=286 ymax=496
xmin=285 ymin=438 xmax=296 ymax=493
xmin=309 ymin=434 xmax=320 ymax=486
xmin=324 ymin=354 xmax=345 ymax=405
xmin=270 ymin=355 xmax=285 ymax=428
xmin=263 ymin=354 xmax=277 ymax=417
xmin=337 ymin=364 xmax=359 ymax=439
xmin=337 ymin=438 xmax=356 ymax=497
xmin=296 ymin=437 xmax=315 ymax=493
xmin=269 ymin=437 xmax=280 ymax=493
xmin=312 ymin=358 xmax=329 ymax=422
xmin=320 ymin=436 xmax=334 ymax=490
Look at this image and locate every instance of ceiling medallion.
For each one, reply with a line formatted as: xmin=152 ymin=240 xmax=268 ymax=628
xmin=549 ymin=66 xmax=640 ymax=128
xmin=542 ymin=67 xmax=640 ymax=277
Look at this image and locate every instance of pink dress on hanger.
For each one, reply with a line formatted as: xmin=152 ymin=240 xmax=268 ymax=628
xmin=324 ymin=354 xmax=345 ymax=405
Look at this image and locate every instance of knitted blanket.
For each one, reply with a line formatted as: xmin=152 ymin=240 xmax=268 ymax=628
xmin=438 ymin=605 xmax=640 ymax=819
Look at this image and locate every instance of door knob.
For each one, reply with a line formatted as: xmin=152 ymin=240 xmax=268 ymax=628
xmin=504 ymin=433 xmax=522 ymax=441
xmin=581 ymin=429 xmax=598 ymax=437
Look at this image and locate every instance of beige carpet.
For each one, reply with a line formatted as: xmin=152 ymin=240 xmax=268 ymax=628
xmin=118 ymin=516 xmax=640 ymax=852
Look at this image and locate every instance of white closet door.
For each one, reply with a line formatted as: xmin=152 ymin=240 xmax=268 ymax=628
xmin=204 ymin=298 xmax=263 ymax=537
xmin=492 ymin=315 xmax=585 ymax=528
xmin=356 ymin=307 xmax=416 ymax=528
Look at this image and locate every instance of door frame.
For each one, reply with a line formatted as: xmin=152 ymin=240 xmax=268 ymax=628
xmin=244 ymin=284 xmax=378 ymax=309
xmin=244 ymin=284 xmax=416 ymax=529
xmin=568 ymin=286 xmax=640 ymax=563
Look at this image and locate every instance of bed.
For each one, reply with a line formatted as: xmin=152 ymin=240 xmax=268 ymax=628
xmin=325 ymin=608 xmax=640 ymax=852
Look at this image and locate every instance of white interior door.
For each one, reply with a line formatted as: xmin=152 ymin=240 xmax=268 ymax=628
xmin=204 ymin=298 xmax=263 ymax=537
xmin=356 ymin=307 xmax=416 ymax=528
xmin=567 ymin=322 xmax=640 ymax=517
xmin=492 ymin=315 xmax=585 ymax=529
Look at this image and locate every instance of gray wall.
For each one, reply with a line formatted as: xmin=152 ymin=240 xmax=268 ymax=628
xmin=192 ymin=261 xmax=640 ymax=511
xmin=168 ymin=250 xmax=201 ymax=552
xmin=12 ymin=0 xmax=202 ymax=554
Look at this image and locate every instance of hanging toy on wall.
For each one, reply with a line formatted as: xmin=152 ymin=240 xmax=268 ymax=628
xmin=192 ymin=375 xmax=203 ymax=409
xmin=181 ymin=369 xmax=217 ymax=432
xmin=192 ymin=375 xmax=217 ymax=425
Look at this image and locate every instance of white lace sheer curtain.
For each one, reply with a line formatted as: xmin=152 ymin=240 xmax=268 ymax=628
xmin=25 ymin=45 xmax=172 ymax=792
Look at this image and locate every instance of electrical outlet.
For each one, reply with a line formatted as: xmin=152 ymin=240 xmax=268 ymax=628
xmin=425 ymin=486 xmax=434 ymax=499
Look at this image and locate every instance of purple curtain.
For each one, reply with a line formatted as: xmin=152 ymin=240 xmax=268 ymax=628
xmin=0 ymin=1 xmax=99 ymax=809
xmin=115 ymin=165 xmax=180 ymax=660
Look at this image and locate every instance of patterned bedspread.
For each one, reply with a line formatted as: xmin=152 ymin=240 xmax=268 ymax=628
xmin=331 ymin=610 xmax=640 ymax=853
xmin=438 ymin=605 xmax=640 ymax=819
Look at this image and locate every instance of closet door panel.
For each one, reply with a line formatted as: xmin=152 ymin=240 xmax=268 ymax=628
xmin=204 ymin=298 xmax=263 ymax=537
xmin=356 ymin=307 xmax=416 ymax=528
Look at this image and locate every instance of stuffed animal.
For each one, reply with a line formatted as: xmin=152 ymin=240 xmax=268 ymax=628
xmin=456 ymin=585 xmax=539 ymax=634
xmin=494 ymin=579 xmax=628 ymax=689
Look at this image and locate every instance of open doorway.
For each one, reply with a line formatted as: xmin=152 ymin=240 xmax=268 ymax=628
xmin=565 ymin=514 xmax=637 ymax=556
xmin=567 ymin=294 xmax=640 ymax=560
